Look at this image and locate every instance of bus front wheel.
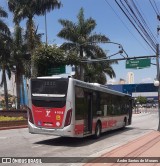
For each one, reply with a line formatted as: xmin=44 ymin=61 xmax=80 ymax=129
xmin=94 ymin=122 xmax=101 ymax=138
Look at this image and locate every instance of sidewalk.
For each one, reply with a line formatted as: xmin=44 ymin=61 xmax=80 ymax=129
xmin=84 ymin=131 xmax=160 ymax=166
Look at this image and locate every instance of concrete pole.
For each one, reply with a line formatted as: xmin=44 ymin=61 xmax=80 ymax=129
xmin=156 ymin=43 xmax=160 ymax=131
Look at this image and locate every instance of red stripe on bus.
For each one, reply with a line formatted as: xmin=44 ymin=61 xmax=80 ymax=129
xmin=75 ymin=124 xmax=84 ymax=135
xmin=101 ymin=120 xmax=117 ymax=129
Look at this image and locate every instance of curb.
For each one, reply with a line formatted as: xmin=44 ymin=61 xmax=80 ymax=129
xmin=0 ymin=125 xmax=28 ymax=130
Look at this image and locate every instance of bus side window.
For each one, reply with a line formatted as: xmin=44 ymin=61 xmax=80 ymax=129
xmin=75 ymin=87 xmax=85 ymax=120
xmin=95 ymin=92 xmax=101 ymax=116
xmin=93 ymin=92 xmax=98 ymax=117
xmin=104 ymin=105 xmax=107 ymax=116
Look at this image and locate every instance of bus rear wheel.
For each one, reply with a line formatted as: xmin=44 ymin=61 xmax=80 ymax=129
xmin=122 ymin=118 xmax=127 ymax=129
xmin=94 ymin=122 xmax=101 ymax=138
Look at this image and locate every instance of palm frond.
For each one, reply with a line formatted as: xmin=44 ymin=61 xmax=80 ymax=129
xmin=35 ymin=0 xmax=62 ymax=15
xmin=0 ymin=7 xmax=8 ymax=17
xmin=77 ymin=8 xmax=85 ymax=26
xmin=84 ymin=44 xmax=106 ymax=58
xmin=60 ymin=42 xmax=78 ymax=51
xmin=89 ymin=34 xmax=110 ymax=43
xmin=82 ymin=18 xmax=96 ymax=35
xmin=57 ymin=21 xmax=78 ymax=42
xmin=0 ymin=20 xmax=11 ymax=35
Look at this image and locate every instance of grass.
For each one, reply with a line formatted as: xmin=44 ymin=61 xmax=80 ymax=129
xmin=0 ymin=116 xmax=26 ymax=121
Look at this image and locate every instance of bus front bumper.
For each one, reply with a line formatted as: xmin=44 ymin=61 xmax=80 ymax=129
xmin=28 ymin=121 xmax=74 ymax=137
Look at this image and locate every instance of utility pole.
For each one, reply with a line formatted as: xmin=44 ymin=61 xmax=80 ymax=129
xmin=156 ymin=43 xmax=160 ymax=131
xmin=156 ymin=15 xmax=160 ymax=131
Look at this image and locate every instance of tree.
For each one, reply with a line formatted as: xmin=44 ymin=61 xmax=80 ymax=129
xmin=10 ymin=24 xmax=29 ymax=109
xmin=33 ymin=44 xmax=80 ymax=76
xmin=8 ymin=0 xmax=62 ymax=77
xmin=58 ymin=8 xmax=116 ymax=83
xmin=0 ymin=6 xmax=11 ymax=110
xmin=84 ymin=61 xmax=116 ymax=84
xmin=136 ymin=96 xmax=147 ymax=104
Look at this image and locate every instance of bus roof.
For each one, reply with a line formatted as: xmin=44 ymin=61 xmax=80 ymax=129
xmin=36 ymin=74 xmax=71 ymax=79
xmin=72 ymin=78 xmax=131 ymax=97
xmin=33 ymin=76 xmax=131 ymax=97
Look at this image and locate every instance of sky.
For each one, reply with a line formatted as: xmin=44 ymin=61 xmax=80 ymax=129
xmin=0 ymin=0 xmax=160 ymax=86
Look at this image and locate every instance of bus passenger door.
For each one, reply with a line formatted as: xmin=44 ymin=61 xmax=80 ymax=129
xmin=84 ymin=92 xmax=92 ymax=135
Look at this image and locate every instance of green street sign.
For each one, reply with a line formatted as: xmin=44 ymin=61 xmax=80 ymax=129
xmin=126 ymin=58 xmax=151 ymax=69
xmin=47 ymin=66 xmax=66 ymax=75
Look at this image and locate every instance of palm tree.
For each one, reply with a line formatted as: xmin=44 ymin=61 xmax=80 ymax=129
xmin=84 ymin=61 xmax=116 ymax=84
xmin=11 ymin=24 xmax=28 ymax=109
xmin=8 ymin=0 xmax=62 ymax=77
xmin=57 ymin=8 xmax=116 ymax=82
xmin=0 ymin=6 xmax=11 ymax=110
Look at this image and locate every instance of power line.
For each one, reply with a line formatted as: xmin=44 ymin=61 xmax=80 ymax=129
xmin=123 ymin=0 xmax=157 ymax=49
xmin=134 ymin=0 xmax=157 ymax=42
xmin=115 ymin=0 xmax=156 ymax=53
xmin=149 ymin=0 xmax=160 ymax=16
xmin=115 ymin=0 xmax=157 ymax=53
xmin=104 ymin=0 xmax=149 ymax=53
xmin=153 ymin=0 xmax=160 ymax=15
xmin=149 ymin=0 xmax=158 ymax=15
xmin=124 ymin=0 xmax=157 ymax=49
xmin=131 ymin=0 xmax=158 ymax=44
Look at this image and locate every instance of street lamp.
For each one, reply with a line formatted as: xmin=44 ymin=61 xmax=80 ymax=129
xmin=80 ymin=41 xmax=128 ymax=63
xmin=68 ymin=41 xmax=128 ymax=80
xmin=154 ymin=79 xmax=159 ymax=87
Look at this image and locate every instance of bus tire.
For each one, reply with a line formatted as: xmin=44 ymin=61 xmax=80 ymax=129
xmin=122 ymin=118 xmax=127 ymax=129
xmin=94 ymin=122 xmax=101 ymax=139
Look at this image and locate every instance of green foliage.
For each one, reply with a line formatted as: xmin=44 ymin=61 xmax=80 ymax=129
xmin=33 ymin=44 xmax=81 ymax=76
xmin=0 ymin=116 xmax=26 ymax=121
xmin=136 ymin=96 xmax=147 ymax=104
xmin=84 ymin=63 xmax=107 ymax=84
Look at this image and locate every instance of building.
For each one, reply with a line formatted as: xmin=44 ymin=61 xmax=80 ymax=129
xmin=119 ymin=78 xmax=126 ymax=84
xmin=107 ymin=83 xmax=158 ymax=102
xmin=127 ymin=72 xmax=134 ymax=84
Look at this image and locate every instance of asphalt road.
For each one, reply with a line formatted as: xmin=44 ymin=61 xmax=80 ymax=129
xmin=0 ymin=110 xmax=158 ymax=166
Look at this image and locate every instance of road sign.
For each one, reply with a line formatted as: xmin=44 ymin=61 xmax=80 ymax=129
xmin=126 ymin=58 xmax=151 ymax=69
xmin=47 ymin=66 xmax=66 ymax=75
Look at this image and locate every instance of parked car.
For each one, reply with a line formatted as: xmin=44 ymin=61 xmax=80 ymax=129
xmin=146 ymin=103 xmax=153 ymax=108
xmin=142 ymin=104 xmax=147 ymax=107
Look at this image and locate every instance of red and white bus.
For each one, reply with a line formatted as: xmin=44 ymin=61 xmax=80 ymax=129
xmin=28 ymin=76 xmax=132 ymax=138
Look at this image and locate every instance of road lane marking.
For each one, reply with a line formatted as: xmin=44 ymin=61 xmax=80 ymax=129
xmin=0 ymin=137 xmax=7 ymax=139
xmin=32 ymin=145 xmax=42 ymax=148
